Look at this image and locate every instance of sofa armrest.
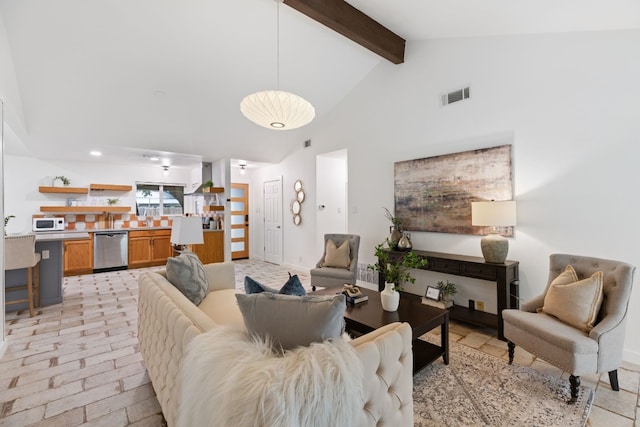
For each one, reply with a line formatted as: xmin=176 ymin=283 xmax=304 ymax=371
xmin=138 ymin=271 xmax=217 ymax=427
xmin=350 ymin=322 xmax=413 ymax=427
xmin=203 ymin=261 xmax=236 ymax=292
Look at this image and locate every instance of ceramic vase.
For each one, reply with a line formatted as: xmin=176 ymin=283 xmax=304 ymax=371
xmin=389 ymin=226 xmax=402 ymax=249
xmin=381 ymin=282 xmax=400 ymax=312
xmin=397 ymin=232 xmax=412 ymax=250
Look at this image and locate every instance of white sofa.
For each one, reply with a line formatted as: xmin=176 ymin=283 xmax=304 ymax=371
xmin=137 ymin=261 xmax=414 ymax=427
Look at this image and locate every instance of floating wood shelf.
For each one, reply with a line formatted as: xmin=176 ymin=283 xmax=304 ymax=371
xmin=203 ymin=206 xmax=224 ymax=212
xmin=40 ymin=206 xmax=131 ymax=213
xmin=39 ymin=186 xmax=88 ymax=194
xmin=90 ymin=184 xmax=133 ymax=191
xmin=203 ymin=187 xmax=224 ymax=194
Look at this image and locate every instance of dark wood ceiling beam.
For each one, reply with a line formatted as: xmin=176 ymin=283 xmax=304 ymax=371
xmin=283 ymin=0 xmax=405 ymax=64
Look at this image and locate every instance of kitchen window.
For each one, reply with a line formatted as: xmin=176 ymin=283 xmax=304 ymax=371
xmin=136 ymin=184 xmax=184 ymax=216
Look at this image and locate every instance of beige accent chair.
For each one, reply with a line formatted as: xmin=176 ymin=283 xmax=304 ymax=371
xmin=503 ymin=253 xmax=635 ymax=403
xmin=4 ymin=234 xmax=41 ymax=317
xmin=310 ymin=234 xmax=360 ymax=291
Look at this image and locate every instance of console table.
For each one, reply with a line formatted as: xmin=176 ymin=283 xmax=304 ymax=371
xmin=378 ymin=249 xmax=519 ymax=340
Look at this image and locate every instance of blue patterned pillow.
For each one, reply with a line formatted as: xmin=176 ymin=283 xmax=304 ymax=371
xmin=244 ymin=273 xmax=306 ymax=297
xmin=166 ymin=252 xmax=208 ymax=305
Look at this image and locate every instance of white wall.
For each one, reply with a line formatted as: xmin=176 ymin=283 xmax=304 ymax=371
xmin=316 ymin=151 xmax=347 ymax=239
xmin=252 ymin=29 xmax=640 ymax=363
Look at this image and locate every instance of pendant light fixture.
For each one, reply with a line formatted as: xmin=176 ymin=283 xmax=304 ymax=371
xmin=240 ymin=0 xmax=315 ymax=130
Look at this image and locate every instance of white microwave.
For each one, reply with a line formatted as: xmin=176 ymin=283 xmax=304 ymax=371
xmin=33 ymin=217 xmax=65 ymax=232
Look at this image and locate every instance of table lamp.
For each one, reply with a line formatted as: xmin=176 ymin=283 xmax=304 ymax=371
xmin=170 ymin=216 xmax=204 ymax=253
xmin=471 ymin=201 xmax=516 ymax=264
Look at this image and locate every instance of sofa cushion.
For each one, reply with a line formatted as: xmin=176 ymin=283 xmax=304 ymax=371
xmin=235 ymin=293 xmax=345 ymax=350
xmin=541 ymin=270 xmax=604 ymax=332
xmin=244 ymin=273 xmax=306 ymax=296
xmin=198 ymin=289 xmax=245 ymax=328
xmin=322 ymin=239 xmax=351 ymax=268
xmin=166 ymin=252 xmax=208 ymax=305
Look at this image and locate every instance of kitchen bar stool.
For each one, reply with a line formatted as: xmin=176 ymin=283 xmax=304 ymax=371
xmin=4 ymin=234 xmax=41 ymax=317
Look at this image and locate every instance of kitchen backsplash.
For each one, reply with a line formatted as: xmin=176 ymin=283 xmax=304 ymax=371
xmin=32 ymin=214 xmax=173 ymax=230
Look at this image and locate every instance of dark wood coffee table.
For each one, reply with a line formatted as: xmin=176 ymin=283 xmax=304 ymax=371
xmin=313 ymin=287 xmax=449 ymax=374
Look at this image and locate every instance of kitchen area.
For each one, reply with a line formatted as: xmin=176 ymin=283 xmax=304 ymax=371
xmin=4 ymin=160 xmax=231 ymax=313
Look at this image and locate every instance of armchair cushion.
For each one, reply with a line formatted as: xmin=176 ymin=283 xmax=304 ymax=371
xmin=322 ymin=239 xmax=351 ymax=268
xmin=541 ymin=270 xmax=604 ymax=332
xmin=235 ymin=293 xmax=345 ymax=350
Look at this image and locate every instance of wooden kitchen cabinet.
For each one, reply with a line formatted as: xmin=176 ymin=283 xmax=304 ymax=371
xmin=191 ymin=231 xmax=224 ymax=264
xmin=128 ymin=229 xmax=172 ymax=268
xmin=64 ymin=235 xmax=94 ymax=276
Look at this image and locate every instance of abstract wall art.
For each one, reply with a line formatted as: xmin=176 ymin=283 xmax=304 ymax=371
xmin=394 ymin=144 xmax=513 ymax=236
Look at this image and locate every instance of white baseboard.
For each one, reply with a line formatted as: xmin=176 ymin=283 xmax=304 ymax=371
xmin=623 ymin=348 xmax=640 ymax=366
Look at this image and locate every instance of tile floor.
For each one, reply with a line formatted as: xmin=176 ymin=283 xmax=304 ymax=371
xmin=1 ymin=259 xmax=638 ymax=426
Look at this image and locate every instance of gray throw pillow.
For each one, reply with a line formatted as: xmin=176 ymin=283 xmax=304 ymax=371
xmin=166 ymin=252 xmax=208 ymax=305
xmin=235 ymin=293 xmax=345 ymax=350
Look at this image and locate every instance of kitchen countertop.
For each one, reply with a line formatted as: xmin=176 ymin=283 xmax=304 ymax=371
xmin=34 ymin=232 xmax=91 ymax=242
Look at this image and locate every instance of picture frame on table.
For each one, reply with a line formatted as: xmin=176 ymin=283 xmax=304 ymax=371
xmin=425 ymin=286 xmax=441 ymax=301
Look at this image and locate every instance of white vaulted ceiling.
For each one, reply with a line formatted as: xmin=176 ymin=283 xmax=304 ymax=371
xmin=1 ymin=0 xmax=638 ymax=166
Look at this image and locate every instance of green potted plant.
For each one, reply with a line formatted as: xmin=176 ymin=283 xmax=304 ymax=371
xmin=107 ymin=198 xmax=119 ymax=206
xmin=4 ymin=214 xmax=15 ymax=236
xmin=367 ymin=241 xmax=428 ymax=311
xmin=436 ymin=280 xmax=457 ymax=301
xmin=52 ymin=175 xmax=71 ymax=187
xmin=203 ymin=180 xmax=214 ymax=193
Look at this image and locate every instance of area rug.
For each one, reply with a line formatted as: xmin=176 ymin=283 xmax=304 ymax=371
xmin=413 ymin=339 xmax=593 ymax=427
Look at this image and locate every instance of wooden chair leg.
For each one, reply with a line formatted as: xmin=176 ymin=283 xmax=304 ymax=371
xmin=568 ymin=375 xmax=580 ymax=404
xmin=27 ymin=266 xmax=34 ymax=317
xmin=608 ymin=370 xmax=619 ymax=391
xmin=507 ymin=341 xmax=515 ymax=365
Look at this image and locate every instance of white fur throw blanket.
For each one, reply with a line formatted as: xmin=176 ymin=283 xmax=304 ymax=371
xmin=177 ymin=326 xmax=365 ymax=427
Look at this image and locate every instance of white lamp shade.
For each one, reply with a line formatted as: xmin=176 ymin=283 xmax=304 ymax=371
xmin=471 ymin=201 xmax=517 ymax=227
xmin=240 ymin=90 xmax=315 ymax=130
xmin=170 ymin=216 xmax=204 ymax=245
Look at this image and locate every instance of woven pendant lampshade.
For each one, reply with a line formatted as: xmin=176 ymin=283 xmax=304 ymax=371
xmin=240 ymin=90 xmax=315 ymax=130
xmin=240 ymin=0 xmax=315 ymax=130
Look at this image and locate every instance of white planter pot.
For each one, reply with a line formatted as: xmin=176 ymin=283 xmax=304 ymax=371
xmin=380 ymin=282 xmax=400 ymax=312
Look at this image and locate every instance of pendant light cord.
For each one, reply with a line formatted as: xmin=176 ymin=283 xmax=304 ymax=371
xmin=276 ymin=1 xmax=280 ymax=90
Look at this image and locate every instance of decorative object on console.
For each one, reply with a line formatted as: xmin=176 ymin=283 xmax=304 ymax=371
xmin=383 ymin=207 xmax=403 ymax=249
xmin=170 ymin=216 xmax=204 ymax=252
xmin=471 ymin=200 xmax=517 ymax=263
xmin=368 ymin=242 xmax=428 ymax=311
xmin=240 ymin=0 xmax=314 ymax=130
xmin=423 ymin=280 xmax=457 ymax=309
xmin=395 ymin=144 xmax=513 ymax=235
xmin=397 ymin=232 xmax=412 ymax=250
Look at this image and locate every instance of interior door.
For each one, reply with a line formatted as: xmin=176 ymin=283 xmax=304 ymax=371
xmin=263 ymin=178 xmax=283 ymax=264
xmin=230 ymin=183 xmax=249 ymax=259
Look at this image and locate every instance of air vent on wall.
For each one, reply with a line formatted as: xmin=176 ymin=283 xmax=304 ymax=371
xmin=441 ymin=86 xmax=470 ymax=106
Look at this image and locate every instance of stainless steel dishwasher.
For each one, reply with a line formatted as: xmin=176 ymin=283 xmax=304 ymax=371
xmin=94 ymin=231 xmax=128 ymax=272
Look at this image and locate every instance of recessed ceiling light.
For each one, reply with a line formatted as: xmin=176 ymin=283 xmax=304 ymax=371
xmin=90 ymin=151 xmax=102 ymax=156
